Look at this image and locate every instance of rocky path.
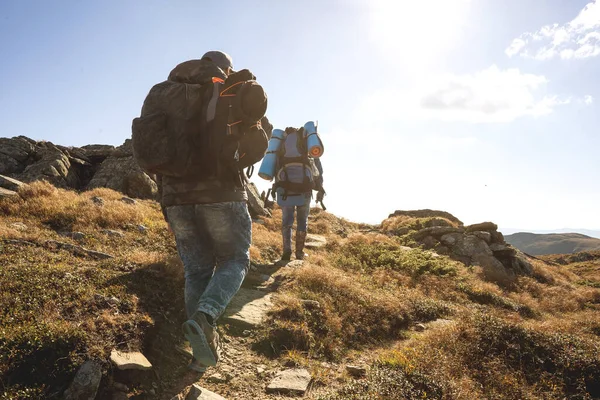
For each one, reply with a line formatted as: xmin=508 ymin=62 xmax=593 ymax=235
xmin=165 ymin=235 xmax=328 ymax=400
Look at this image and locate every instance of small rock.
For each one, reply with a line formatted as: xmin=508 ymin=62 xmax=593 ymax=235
xmin=252 ymin=219 xmax=265 ymax=225
xmin=301 ymin=300 xmax=321 ymax=309
xmin=149 ymin=389 xmax=156 ymax=396
xmin=63 ymin=360 xmax=103 ymax=400
xmin=242 ymin=330 xmax=252 ymax=337
xmin=0 ymin=187 xmax=19 ymax=199
xmin=113 ymin=382 xmax=129 ymax=392
xmin=243 ymin=271 xmax=273 ymax=287
xmin=221 ymin=288 xmax=273 ymax=330
xmin=414 ymin=323 xmax=426 ymax=332
xmin=305 ymin=234 xmax=327 ymax=249
xmin=110 ymin=350 xmax=152 ymax=371
xmin=286 ymin=260 xmax=305 ymax=268
xmin=185 ymin=384 xmax=227 ymax=400
xmin=91 ymin=196 xmax=105 ymax=206
xmin=71 ymin=232 xmax=86 ymax=241
xmin=465 ymin=221 xmax=498 ymax=233
xmin=207 ymin=373 xmax=228 ymax=383
xmin=107 ymin=296 xmax=120 ymax=306
xmin=137 ymin=224 xmax=148 ymax=234
xmin=256 ymin=365 xmax=266 ymax=374
xmin=9 ymin=222 xmax=28 ymax=231
xmin=266 ymin=368 xmax=312 ymax=395
xmin=346 ymin=365 xmax=368 ymax=378
xmin=102 ymin=229 xmax=125 ymax=238
xmin=120 ymin=196 xmax=137 ymax=205
xmin=0 ymin=174 xmax=26 ymax=192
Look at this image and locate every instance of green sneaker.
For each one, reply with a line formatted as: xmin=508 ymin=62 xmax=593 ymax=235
xmin=182 ymin=312 xmax=219 ymax=367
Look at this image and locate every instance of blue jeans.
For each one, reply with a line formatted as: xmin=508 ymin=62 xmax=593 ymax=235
xmin=281 ymin=198 xmax=310 ymax=254
xmin=166 ymin=202 xmax=251 ymax=321
xmin=281 ymin=203 xmax=310 ymax=232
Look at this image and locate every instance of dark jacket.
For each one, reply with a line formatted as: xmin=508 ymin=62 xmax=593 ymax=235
xmin=157 ymin=59 xmax=248 ymax=213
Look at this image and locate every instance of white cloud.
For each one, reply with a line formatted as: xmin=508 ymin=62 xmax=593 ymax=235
xmin=584 ymin=95 xmax=594 ymax=104
xmin=361 ymin=65 xmax=577 ymax=123
xmin=506 ymin=0 xmax=600 ymax=60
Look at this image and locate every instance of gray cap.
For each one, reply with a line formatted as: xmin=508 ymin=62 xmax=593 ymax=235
xmin=201 ymin=50 xmax=234 ymax=72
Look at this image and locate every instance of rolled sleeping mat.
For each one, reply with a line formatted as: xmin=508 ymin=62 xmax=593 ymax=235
xmin=258 ymin=128 xmax=285 ymax=180
xmin=303 ymin=121 xmax=324 ymax=158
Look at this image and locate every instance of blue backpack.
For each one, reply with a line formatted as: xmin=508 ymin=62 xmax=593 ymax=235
xmin=273 ymin=127 xmax=320 ymax=206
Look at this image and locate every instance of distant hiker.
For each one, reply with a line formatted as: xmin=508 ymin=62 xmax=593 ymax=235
xmin=258 ymin=122 xmax=325 ymax=261
xmin=131 ymin=50 xmax=269 ymax=372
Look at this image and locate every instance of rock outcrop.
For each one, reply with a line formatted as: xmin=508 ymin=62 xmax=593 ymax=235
xmin=0 ymin=136 xmax=154 ymax=199
xmin=410 ymin=220 xmax=532 ymax=279
xmin=0 ymin=136 xmax=270 ymax=215
xmin=87 ymin=139 xmax=157 ymax=199
xmin=389 ymin=209 xmax=464 ymax=226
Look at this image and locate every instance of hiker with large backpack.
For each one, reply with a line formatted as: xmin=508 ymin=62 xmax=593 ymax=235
xmin=131 ymin=51 xmax=269 ymax=373
xmin=258 ymin=121 xmax=325 ymax=261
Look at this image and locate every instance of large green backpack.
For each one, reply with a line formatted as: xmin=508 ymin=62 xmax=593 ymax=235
xmin=131 ymin=61 xmax=268 ymax=179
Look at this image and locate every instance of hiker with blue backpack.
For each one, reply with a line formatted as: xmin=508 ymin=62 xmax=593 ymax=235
xmin=132 ymin=51 xmax=270 ymax=373
xmin=259 ymin=121 xmax=325 ymax=261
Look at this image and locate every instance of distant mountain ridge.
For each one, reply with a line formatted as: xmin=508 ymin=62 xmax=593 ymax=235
xmin=501 ymin=228 xmax=600 ymax=239
xmin=505 ymin=232 xmax=600 ymax=255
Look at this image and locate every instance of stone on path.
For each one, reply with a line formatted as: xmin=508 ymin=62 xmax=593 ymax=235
xmin=120 ymin=196 xmax=137 ymax=205
xmin=305 ymin=234 xmax=327 ymax=249
xmin=63 ymin=360 xmax=103 ymax=400
xmin=286 ymin=260 xmax=305 ymax=269
xmin=243 ymin=271 xmax=273 ymax=288
xmin=9 ymin=222 xmax=28 ymax=231
xmin=102 ymin=229 xmax=125 ymax=238
xmin=185 ymin=384 xmax=227 ymax=400
xmin=266 ymin=368 xmax=312 ymax=395
xmin=222 ymin=288 xmax=273 ymax=330
xmin=110 ymin=350 xmax=152 ymax=370
xmin=346 ymin=365 xmax=368 ymax=378
xmin=0 ymin=187 xmax=18 ymax=199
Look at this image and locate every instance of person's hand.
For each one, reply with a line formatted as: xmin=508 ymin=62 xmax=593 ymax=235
xmin=316 ymin=189 xmax=325 ymax=203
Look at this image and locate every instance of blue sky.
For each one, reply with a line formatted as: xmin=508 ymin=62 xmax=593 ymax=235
xmin=1 ymin=0 xmax=599 ymax=231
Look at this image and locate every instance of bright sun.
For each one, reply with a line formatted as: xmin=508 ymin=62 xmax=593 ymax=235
xmin=368 ymin=0 xmax=472 ymax=70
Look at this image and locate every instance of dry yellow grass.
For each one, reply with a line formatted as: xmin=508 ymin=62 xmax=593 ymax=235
xmin=2 ymin=181 xmax=600 ymax=399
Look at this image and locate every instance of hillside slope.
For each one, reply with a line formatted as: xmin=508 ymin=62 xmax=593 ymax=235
xmin=1 ymin=182 xmax=599 ymax=399
xmin=506 ymin=232 xmax=600 ymax=255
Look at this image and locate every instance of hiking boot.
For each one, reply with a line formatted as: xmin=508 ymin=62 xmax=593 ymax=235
xmin=295 ymin=231 xmax=307 ymax=260
xmin=182 ymin=311 xmax=219 ymax=367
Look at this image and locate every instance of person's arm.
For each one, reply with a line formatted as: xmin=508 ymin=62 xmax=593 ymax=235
xmin=155 ymin=174 xmax=168 ymax=222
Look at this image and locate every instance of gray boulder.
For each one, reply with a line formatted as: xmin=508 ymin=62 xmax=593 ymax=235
xmin=0 ymin=187 xmax=19 ymax=199
xmin=388 ymin=209 xmax=463 ymax=226
xmin=63 ymin=360 xmax=102 ymax=400
xmin=0 ymin=174 xmax=26 ymax=192
xmin=246 ymin=182 xmax=271 ymax=218
xmin=413 ymin=226 xmax=464 ymax=240
xmin=465 ymin=222 xmax=498 ymax=233
xmin=87 ymin=153 xmax=157 ymax=199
